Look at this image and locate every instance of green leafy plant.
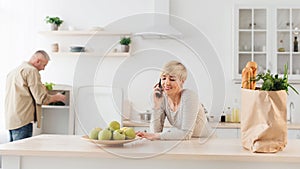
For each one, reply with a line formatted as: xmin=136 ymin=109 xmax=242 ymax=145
xmin=44 ymin=82 xmax=55 ymax=91
xmin=120 ymin=37 xmax=131 ymax=46
xmin=254 ymin=64 xmax=298 ymax=94
xmin=45 ymin=16 xmax=64 ymax=26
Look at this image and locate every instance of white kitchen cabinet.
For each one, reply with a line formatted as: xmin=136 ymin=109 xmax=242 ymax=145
xmin=126 ymin=121 xmax=300 ymax=139
xmin=234 ymin=7 xmax=268 ymax=80
xmin=38 ymin=30 xmax=132 ymax=57
xmin=234 ymin=6 xmax=300 ymax=83
xmin=216 ymin=128 xmax=300 ymax=139
xmin=41 ymin=84 xmax=74 ymax=135
xmin=215 ymin=128 xmax=239 ymax=138
xmin=216 ymin=126 xmax=300 ymax=139
xmin=276 ymin=8 xmax=300 ymax=77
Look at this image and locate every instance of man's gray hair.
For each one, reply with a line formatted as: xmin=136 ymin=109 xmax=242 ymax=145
xmin=34 ymin=50 xmax=50 ymax=61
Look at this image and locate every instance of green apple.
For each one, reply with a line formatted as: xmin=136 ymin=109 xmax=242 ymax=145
xmin=120 ymin=127 xmax=128 ymax=133
xmin=124 ymin=127 xmax=136 ymax=139
xmin=109 ymin=121 xmax=120 ymax=131
xmin=98 ymin=128 xmax=112 ymax=140
xmin=112 ymin=129 xmax=126 ymax=140
xmin=89 ymin=127 xmax=102 ymax=140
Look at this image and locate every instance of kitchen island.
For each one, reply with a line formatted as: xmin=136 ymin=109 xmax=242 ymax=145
xmin=0 ymin=134 xmax=300 ymax=169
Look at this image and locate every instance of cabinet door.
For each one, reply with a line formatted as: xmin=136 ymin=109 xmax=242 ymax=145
xmin=235 ymin=8 xmax=268 ymax=79
xmin=288 ymin=129 xmax=300 ymax=139
xmin=215 ymin=128 xmax=238 ymax=138
xmin=276 ymin=8 xmax=300 ymax=79
xmin=42 ymin=108 xmax=70 ymax=134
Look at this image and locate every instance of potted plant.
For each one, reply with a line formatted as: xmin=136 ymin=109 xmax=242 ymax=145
xmin=45 ymin=16 xmax=64 ymax=31
xmin=120 ymin=37 xmax=131 ymax=52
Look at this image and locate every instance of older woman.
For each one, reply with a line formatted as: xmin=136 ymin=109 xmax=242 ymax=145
xmin=137 ymin=61 xmax=211 ymax=140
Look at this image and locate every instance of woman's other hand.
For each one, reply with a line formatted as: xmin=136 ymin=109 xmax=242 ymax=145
xmin=136 ymin=131 xmax=160 ymax=140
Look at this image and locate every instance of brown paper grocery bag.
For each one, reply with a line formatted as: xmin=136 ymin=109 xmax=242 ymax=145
xmin=240 ymin=88 xmax=287 ymax=153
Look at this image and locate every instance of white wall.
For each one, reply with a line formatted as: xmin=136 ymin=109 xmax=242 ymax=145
xmin=1 ymin=0 xmax=300 ymax=134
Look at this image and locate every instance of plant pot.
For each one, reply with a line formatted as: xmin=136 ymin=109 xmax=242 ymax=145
xmin=121 ymin=45 xmax=129 ymax=52
xmin=51 ymin=24 xmax=59 ymax=31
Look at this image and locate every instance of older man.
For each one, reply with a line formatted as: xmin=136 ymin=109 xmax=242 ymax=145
xmin=5 ymin=50 xmax=66 ymax=142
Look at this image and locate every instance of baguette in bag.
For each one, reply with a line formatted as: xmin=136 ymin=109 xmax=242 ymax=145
xmin=242 ymin=67 xmax=253 ymax=89
xmin=241 ymin=61 xmax=257 ymax=90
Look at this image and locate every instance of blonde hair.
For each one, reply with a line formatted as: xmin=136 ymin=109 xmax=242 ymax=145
xmin=161 ymin=60 xmax=187 ymax=81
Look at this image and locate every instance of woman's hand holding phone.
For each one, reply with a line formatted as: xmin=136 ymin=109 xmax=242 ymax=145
xmin=153 ymin=79 xmax=163 ymax=109
xmin=154 ymin=79 xmax=163 ymax=98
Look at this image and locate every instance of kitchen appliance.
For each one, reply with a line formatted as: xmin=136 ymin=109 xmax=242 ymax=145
xmin=139 ymin=110 xmax=152 ymax=122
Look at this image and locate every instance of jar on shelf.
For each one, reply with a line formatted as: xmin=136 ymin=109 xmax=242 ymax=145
xmin=243 ymin=45 xmax=249 ymax=51
xmin=51 ymin=43 xmax=59 ymax=52
xmin=225 ymin=107 xmax=232 ymax=122
xmin=278 ymin=40 xmax=285 ymax=52
xmin=231 ymin=99 xmax=240 ymax=123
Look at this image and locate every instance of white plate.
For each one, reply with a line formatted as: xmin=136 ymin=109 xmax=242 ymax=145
xmin=81 ymin=135 xmax=140 ymax=145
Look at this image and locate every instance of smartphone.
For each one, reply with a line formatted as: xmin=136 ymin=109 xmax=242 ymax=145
xmin=155 ymin=79 xmax=163 ymax=98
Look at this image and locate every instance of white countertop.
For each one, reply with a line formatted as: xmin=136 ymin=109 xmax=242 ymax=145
xmin=1 ymin=134 xmax=300 ymax=162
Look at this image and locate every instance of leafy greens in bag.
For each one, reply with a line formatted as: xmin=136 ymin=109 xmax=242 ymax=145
xmin=254 ymin=64 xmax=298 ymax=94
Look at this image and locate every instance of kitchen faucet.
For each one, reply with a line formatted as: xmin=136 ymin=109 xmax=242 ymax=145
xmin=289 ymin=102 xmax=294 ymax=123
